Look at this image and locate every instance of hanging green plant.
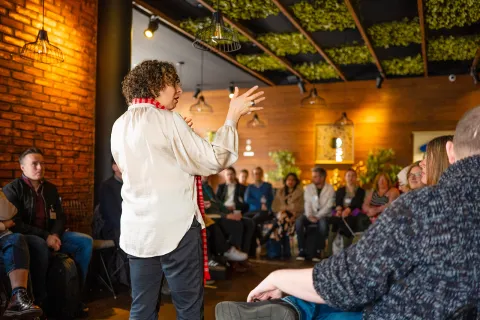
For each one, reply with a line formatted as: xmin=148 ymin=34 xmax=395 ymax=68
xmin=294 ymin=62 xmax=339 ymax=80
xmin=428 ymin=35 xmax=480 ymax=61
xmin=236 ymin=54 xmax=286 ymax=71
xmin=179 ymin=17 xmax=250 ymax=43
xmin=257 ymin=33 xmax=316 ymax=56
xmin=290 ymin=0 xmax=356 ymax=32
xmin=206 ymin=0 xmax=279 ymax=20
xmin=367 ymin=18 xmax=421 ymax=48
xmin=381 ymin=54 xmax=423 ymax=76
xmin=325 ymin=45 xmax=373 ymax=65
xmin=425 ymin=0 xmax=480 ymax=30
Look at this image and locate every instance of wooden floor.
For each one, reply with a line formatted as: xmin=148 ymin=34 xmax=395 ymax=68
xmin=86 ymin=258 xmax=315 ymax=320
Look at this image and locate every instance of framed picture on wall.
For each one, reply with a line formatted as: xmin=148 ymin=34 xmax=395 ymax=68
xmin=412 ymin=130 xmax=455 ymax=162
xmin=315 ymin=124 xmax=354 ymax=164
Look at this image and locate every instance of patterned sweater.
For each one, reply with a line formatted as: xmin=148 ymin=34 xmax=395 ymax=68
xmin=313 ymin=155 xmax=480 ymax=319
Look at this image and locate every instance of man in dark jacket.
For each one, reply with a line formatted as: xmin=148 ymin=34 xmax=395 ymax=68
xmin=216 ymin=106 xmax=480 ymax=320
xmin=216 ymin=167 xmax=249 ymax=214
xmin=3 ymin=148 xmax=93 ymax=315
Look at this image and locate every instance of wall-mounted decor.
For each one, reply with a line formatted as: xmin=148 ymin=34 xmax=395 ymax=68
xmin=412 ymin=130 xmax=455 ymax=162
xmin=315 ymin=124 xmax=354 ymax=164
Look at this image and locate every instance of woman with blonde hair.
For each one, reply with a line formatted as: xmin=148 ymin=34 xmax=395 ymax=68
xmin=362 ymin=172 xmax=399 ymax=223
xmin=420 ymin=135 xmax=454 ymax=186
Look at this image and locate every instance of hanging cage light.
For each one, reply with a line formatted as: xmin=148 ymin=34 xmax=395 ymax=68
xmin=20 ymin=0 xmax=64 ymax=64
xmin=247 ymin=113 xmax=266 ymax=128
xmin=193 ymin=0 xmax=241 ymax=52
xmin=301 ymin=88 xmax=327 ymax=109
xmin=190 ymin=96 xmax=213 ymax=113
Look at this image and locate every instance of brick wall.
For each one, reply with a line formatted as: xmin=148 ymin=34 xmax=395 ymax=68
xmin=0 ymin=0 xmax=97 ymax=207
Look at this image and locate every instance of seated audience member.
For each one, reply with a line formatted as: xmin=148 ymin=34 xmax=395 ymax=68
xmin=0 ymin=191 xmax=42 ymax=318
xmin=327 ymin=169 xmax=366 ymax=254
xmin=216 ymin=106 xmax=480 ymax=320
xmin=216 ymin=167 xmax=249 ymax=213
xmin=98 ymin=158 xmax=123 ymax=245
xmin=406 ymin=161 xmax=425 ymax=191
xmin=396 ymin=165 xmax=410 ymax=193
xmin=201 ymin=177 xmax=249 ymax=262
xmin=296 ymin=167 xmax=334 ymax=261
xmin=244 ymin=167 xmax=274 ymax=256
xmin=420 ymin=135 xmax=454 ymax=186
xmin=271 ymin=173 xmax=304 ymax=220
xmin=238 ymin=169 xmax=249 ymax=187
xmin=3 ymin=148 xmax=92 ymax=316
xmin=362 ymin=172 xmax=399 ymax=223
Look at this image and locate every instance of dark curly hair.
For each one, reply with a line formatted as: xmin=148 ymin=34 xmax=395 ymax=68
xmin=122 ymin=60 xmax=181 ymax=104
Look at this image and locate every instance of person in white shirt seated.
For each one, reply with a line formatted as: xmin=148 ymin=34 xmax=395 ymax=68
xmin=296 ymin=167 xmax=334 ymax=262
xmin=111 ymin=60 xmax=265 ymax=320
xmin=216 ymin=167 xmax=255 ymax=255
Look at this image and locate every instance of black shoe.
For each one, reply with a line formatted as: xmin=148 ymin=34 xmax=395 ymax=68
xmin=216 ymin=299 xmax=299 ymax=320
xmin=3 ymin=289 xmax=43 ymax=319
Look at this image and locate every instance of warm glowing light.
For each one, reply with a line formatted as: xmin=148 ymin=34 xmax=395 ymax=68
xmin=229 ymin=93 xmax=234 ymax=99
xmin=144 ymin=29 xmax=153 ymax=38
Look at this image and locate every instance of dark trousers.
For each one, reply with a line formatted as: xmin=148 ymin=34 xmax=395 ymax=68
xmin=295 ymin=215 xmax=328 ymax=254
xmin=218 ymin=217 xmax=255 ymax=253
xmin=244 ymin=211 xmax=271 ymax=256
xmin=206 ymin=223 xmax=230 ymax=257
xmin=0 ymin=233 xmax=30 ymax=274
xmin=128 ymin=218 xmax=204 ymax=320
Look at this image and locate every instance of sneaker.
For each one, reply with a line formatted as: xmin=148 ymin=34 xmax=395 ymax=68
xmin=296 ymin=252 xmax=306 ymax=261
xmin=208 ymin=260 xmax=227 ymax=272
xmin=3 ymin=289 xmax=43 ymax=319
xmin=224 ymin=247 xmax=248 ymax=262
xmin=206 ymin=279 xmax=216 ymax=285
xmin=216 ymin=299 xmax=298 ymax=320
xmin=312 ymin=257 xmax=321 ymax=262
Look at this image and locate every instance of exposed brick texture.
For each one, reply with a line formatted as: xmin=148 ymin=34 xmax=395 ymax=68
xmin=0 ymin=0 xmax=97 ymax=208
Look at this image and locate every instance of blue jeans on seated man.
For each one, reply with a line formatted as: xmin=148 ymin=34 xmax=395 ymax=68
xmin=0 ymin=233 xmax=30 ymax=275
xmin=25 ymin=231 xmax=93 ymax=303
xmin=295 ymin=215 xmax=328 ymax=257
xmin=283 ymin=296 xmax=362 ymax=320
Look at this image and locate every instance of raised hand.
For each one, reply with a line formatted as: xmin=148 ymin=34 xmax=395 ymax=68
xmin=227 ymin=86 xmax=266 ymax=123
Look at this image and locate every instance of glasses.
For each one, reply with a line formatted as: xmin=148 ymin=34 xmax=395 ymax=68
xmin=408 ymin=172 xmax=422 ymax=179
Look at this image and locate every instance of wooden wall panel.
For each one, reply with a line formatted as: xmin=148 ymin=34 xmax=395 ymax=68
xmin=175 ymin=76 xmax=480 ymax=183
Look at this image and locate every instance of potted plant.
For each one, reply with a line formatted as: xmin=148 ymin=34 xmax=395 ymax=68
xmin=267 ymin=150 xmax=301 ymax=188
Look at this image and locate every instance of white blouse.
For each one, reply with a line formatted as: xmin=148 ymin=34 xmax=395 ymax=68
xmin=111 ymin=103 xmax=238 ymax=258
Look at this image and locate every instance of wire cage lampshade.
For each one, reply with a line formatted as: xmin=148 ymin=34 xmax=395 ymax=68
xmin=20 ymin=0 xmax=64 ymax=64
xmin=247 ymin=113 xmax=266 ymax=128
xmin=193 ymin=11 xmax=241 ymax=53
xmin=301 ymin=88 xmax=327 ymax=109
xmin=190 ymin=96 xmax=213 ymax=113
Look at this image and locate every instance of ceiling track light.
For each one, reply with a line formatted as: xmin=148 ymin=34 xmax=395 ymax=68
xmin=297 ymin=79 xmax=306 ymax=94
xmin=376 ymin=75 xmax=384 ymax=89
xmin=144 ymin=16 xmax=159 ymax=38
xmin=228 ymin=82 xmax=234 ymax=99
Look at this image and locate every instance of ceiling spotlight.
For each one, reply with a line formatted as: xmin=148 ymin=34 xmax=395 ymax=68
xmin=228 ymin=82 xmax=234 ymax=99
xmin=144 ymin=16 xmax=159 ymax=38
xmin=297 ymin=80 xmax=306 ymax=94
xmin=470 ymin=68 xmax=479 ymax=85
xmin=193 ymin=86 xmax=201 ymax=99
xmin=376 ymin=76 xmax=384 ymax=89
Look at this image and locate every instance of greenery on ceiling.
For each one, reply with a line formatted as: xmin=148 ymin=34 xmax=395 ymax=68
xmin=425 ymin=0 xmax=480 ymax=30
xmin=428 ymin=35 xmax=480 ymax=61
xmin=236 ymin=54 xmax=286 ymax=71
xmin=290 ymin=0 xmax=356 ymax=32
xmin=325 ymin=45 xmax=373 ymax=65
xmin=367 ymin=18 xmax=421 ymax=48
xmin=381 ymin=54 xmax=423 ymax=76
xmin=179 ymin=17 xmax=250 ymax=42
xmin=257 ymin=33 xmax=316 ymax=56
xmin=206 ymin=0 xmax=279 ymax=20
xmin=294 ymin=62 xmax=339 ymax=80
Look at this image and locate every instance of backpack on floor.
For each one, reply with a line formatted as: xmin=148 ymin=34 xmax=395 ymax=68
xmin=46 ymin=252 xmax=80 ymax=319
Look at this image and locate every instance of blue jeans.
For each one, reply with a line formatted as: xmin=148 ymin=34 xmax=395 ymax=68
xmin=0 ymin=233 xmax=30 ymax=274
xmin=25 ymin=231 xmax=92 ymax=303
xmin=283 ymin=296 xmax=362 ymax=320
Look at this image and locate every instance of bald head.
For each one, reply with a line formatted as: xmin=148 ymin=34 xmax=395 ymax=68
xmin=449 ymin=106 xmax=480 ymax=161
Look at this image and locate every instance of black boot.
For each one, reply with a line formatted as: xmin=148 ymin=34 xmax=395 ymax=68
xmin=3 ymin=288 xmax=43 ymax=319
xmin=216 ymin=299 xmax=299 ymax=320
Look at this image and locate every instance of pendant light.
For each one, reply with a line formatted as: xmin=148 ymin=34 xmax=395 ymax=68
xmin=20 ymin=0 xmax=64 ymax=64
xmin=247 ymin=113 xmax=266 ymax=128
xmin=301 ymin=88 xmax=327 ymax=109
xmin=193 ymin=0 xmax=241 ymax=52
xmin=334 ymin=112 xmax=353 ymax=126
xmin=190 ymin=51 xmax=213 ymax=113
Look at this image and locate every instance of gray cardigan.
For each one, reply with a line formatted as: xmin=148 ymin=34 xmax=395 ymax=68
xmin=313 ymin=155 xmax=480 ymax=319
